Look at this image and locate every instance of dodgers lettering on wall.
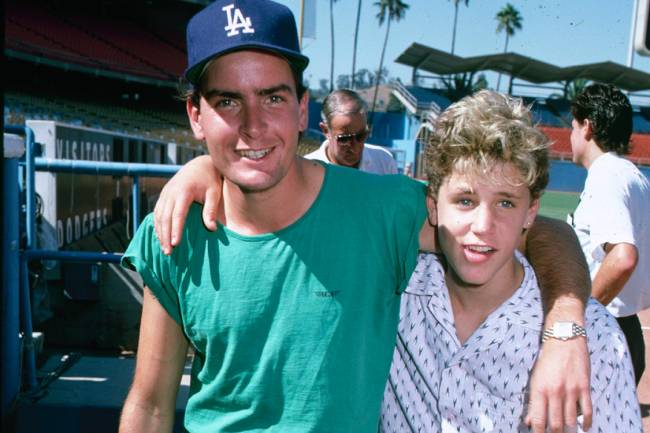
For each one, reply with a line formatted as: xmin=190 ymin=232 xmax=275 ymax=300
xmin=28 ymin=120 xmax=174 ymax=248
xmin=54 ymin=125 xmax=117 ymax=247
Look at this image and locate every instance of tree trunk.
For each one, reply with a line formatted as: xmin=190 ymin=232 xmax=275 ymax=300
xmin=351 ymin=0 xmax=362 ymax=89
xmin=370 ymin=18 xmax=391 ymax=124
xmin=329 ymin=0 xmax=335 ymax=92
xmin=496 ymin=33 xmax=509 ymax=92
xmin=451 ymin=3 xmax=459 ymax=54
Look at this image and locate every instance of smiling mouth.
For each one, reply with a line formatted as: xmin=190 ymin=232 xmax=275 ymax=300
xmin=237 ymin=149 xmax=271 ymax=160
xmin=465 ymin=245 xmax=494 ymax=253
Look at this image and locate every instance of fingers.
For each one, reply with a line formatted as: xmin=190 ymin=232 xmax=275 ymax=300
xmin=526 ymin=391 xmax=547 ymax=433
xmin=153 ymin=188 xmax=167 ymax=247
xmin=546 ymin=402 xmax=563 ymax=433
xmin=154 ymin=188 xmax=193 ymax=255
xmin=170 ymin=193 xmax=193 ymax=249
xmin=158 ymin=191 xmax=176 ymax=255
xmin=154 ymin=187 xmax=174 ymax=254
xmin=560 ymin=390 xmax=578 ymax=433
xmin=202 ymin=187 xmax=220 ymax=232
xmin=526 ymin=392 xmax=587 ymax=433
xmin=579 ymin=389 xmax=593 ymax=431
xmin=525 ymin=336 xmax=591 ymax=433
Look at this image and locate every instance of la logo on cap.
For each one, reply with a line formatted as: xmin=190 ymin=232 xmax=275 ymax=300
xmin=222 ymin=4 xmax=255 ymax=37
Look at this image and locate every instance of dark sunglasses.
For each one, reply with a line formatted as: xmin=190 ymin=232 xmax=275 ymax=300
xmin=335 ymin=128 xmax=369 ymax=144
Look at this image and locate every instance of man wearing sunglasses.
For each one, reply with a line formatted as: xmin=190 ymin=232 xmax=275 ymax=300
xmin=306 ymin=89 xmax=398 ymax=174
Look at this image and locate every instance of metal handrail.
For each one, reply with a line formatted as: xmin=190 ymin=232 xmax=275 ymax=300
xmin=3 ymin=124 xmax=180 ymax=404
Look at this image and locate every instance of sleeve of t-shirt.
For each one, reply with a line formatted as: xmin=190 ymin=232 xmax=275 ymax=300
xmin=393 ymin=176 xmax=429 ymax=294
xmin=386 ymin=155 xmax=398 ymax=175
xmin=584 ymin=175 xmax=636 ymax=261
xmin=121 ymin=213 xmax=183 ymax=326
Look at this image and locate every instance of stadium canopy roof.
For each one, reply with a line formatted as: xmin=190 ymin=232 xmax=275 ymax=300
xmin=396 ymin=43 xmax=650 ymax=92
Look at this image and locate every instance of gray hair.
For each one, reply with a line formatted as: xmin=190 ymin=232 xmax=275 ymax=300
xmin=321 ymin=89 xmax=368 ymax=125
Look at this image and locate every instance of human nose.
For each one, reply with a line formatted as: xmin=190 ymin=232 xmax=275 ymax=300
xmin=240 ymin=103 xmax=265 ymax=139
xmin=471 ymin=205 xmax=494 ymax=234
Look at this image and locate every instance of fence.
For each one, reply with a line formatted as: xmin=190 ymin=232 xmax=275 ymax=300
xmin=1 ymin=125 xmax=180 ymax=424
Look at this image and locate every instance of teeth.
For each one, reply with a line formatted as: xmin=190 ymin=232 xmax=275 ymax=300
xmin=467 ymin=245 xmax=492 ymax=253
xmin=238 ymin=149 xmax=270 ymax=160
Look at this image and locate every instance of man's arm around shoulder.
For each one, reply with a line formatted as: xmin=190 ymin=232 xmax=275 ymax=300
xmin=523 ymin=215 xmax=591 ymax=311
xmin=522 ymin=216 xmax=593 ymax=433
xmin=119 ymin=287 xmax=189 ymax=433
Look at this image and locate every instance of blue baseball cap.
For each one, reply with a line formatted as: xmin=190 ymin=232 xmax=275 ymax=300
xmin=185 ymin=0 xmax=310 ymax=85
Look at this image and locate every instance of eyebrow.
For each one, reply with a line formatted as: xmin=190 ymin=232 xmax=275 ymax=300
xmin=450 ymin=186 xmax=522 ymax=199
xmin=258 ymin=84 xmax=293 ymax=96
xmin=495 ymin=191 xmax=524 ymax=201
xmin=450 ymin=186 xmax=474 ymax=195
xmin=203 ymin=84 xmax=294 ymax=101
xmin=203 ymin=89 xmax=241 ymax=101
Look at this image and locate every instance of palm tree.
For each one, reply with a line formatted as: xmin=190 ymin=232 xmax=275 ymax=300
xmin=351 ymin=0 xmax=363 ymax=89
xmin=564 ymin=78 xmax=590 ymax=101
xmin=329 ymin=0 xmax=337 ymax=92
xmin=441 ymin=72 xmax=487 ymax=101
xmin=370 ymin=0 xmax=409 ymax=122
xmin=495 ymin=3 xmax=522 ymax=93
xmin=449 ymin=0 xmax=469 ymax=55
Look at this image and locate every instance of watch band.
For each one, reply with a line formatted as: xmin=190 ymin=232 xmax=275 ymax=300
xmin=542 ymin=322 xmax=587 ymax=342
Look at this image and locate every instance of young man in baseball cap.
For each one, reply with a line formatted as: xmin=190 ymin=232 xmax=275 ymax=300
xmin=120 ymin=1 xmax=593 ymax=432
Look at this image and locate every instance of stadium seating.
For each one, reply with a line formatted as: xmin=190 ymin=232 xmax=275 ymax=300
xmin=5 ymin=1 xmax=180 ymax=81
xmin=540 ymin=126 xmax=650 ymax=165
xmin=4 ymin=90 xmax=199 ymax=146
xmin=545 ymin=98 xmax=572 ymax=122
xmin=633 ymin=111 xmax=650 ymax=134
xmin=523 ymin=97 xmax=567 ymax=128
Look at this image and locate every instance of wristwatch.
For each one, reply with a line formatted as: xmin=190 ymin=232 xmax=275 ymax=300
xmin=542 ymin=321 xmax=587 ymax=342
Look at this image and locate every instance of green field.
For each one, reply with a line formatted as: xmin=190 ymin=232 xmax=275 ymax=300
xmin=539 ymin=190 xmax=580 ymax=221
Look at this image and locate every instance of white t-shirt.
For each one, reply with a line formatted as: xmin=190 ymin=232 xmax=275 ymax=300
xmin=305 ymin=140 xmax=398 ymax=175
xmin=569 ymin=152 xmax=650 ymax=317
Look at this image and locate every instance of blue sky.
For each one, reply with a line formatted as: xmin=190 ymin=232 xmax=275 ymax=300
xmin=277 ymin=0 xmax=650 ymax=100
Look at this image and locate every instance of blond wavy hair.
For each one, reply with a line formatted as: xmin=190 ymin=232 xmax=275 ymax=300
xmin=425 ymin=90 xmax=550 ymax=200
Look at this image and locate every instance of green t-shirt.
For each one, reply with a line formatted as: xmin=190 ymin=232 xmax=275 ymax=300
xmin=122 ymin=164 xmax=427 ymax=433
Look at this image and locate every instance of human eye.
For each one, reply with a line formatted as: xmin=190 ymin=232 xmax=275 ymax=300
xmin=456 ymin=197 xmax=473 ymax=207
xmin=214 ymin=97 xmax=237 ymax=109
xmin=498 ymin=200 xmax=515 ymax=209
xmin=267 ymin=94 xmax=286 ymax=105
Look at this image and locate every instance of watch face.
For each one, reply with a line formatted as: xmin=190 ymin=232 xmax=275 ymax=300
xmin=554 ymin=322 xmax=574 ymax=338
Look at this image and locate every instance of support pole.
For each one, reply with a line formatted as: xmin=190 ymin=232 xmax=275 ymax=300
xmin=132 ymin=175 xmax=140 ymax=235
xmin=2 ymin=139 xmax=23 ymax=423
xmin=19 ymin=257 xmax=37 ymax=391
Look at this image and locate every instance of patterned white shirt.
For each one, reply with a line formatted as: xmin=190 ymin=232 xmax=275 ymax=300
xmin=381 ymin=252 xmax=642 ymax=433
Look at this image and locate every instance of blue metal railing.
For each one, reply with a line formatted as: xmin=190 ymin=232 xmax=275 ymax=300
xmin=2 ymin=125 xmax=181 ymax=416
xmin=34 ymin=158 xmax=180 ymax=235
xmin=2 ymin=130 xmax=23 ymax=423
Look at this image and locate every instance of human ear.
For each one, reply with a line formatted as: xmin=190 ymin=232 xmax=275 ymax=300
xmin=426 ymin=194 xmax=438 ymax=227
xmin=298 ymin=90 xmax=309 ymax=132
xmin=582 ymin=119 xmax=593 ymax=142
xmin=186 ymin=99 xmax=205 ymax=141
xmin=524 ymin=199 xmax=540 ymax=230
xmin=319 ymin=121 xmax=329 ymax=136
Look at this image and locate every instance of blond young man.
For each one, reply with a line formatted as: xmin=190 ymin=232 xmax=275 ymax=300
xmin=380 ymin=90 xmax=641 ymax=433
